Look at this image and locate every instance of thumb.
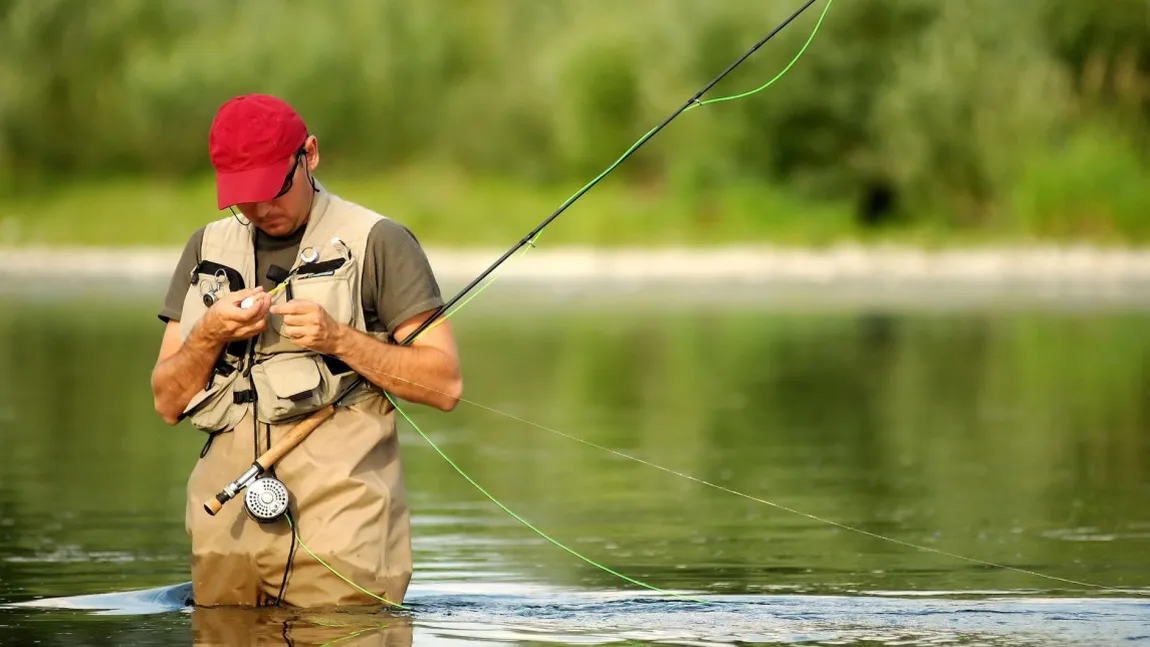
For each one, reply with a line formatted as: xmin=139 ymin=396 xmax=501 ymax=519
xmin=225 ymin=286 xmax=264 ymax=305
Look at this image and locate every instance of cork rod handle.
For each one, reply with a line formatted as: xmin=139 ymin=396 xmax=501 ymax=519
xmin=257 ymin=405 xmax=335 ymax=469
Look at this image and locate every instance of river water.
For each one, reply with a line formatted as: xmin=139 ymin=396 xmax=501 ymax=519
xmin=0 ymin=277 xmax=1146 ymax=645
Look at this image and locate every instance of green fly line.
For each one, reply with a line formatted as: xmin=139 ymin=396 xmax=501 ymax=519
xmin=419 ymin=0 xmax=834 ymax=334
xmin=394 ymin=385 xmax=1133 ymax=596
xmin=286 ymin=514 xmax=411 ymax=609
xmin=293 ymin=0 xmax=852 ymax=603
xmin=290 ymin=0 xmax=1147 ymax=603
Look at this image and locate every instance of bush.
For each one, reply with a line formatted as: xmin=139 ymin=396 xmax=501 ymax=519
xmin=0 ymin=0 xmax=1147 ymax=240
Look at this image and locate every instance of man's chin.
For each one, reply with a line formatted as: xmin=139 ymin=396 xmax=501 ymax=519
xmin=258 ymin=221 xmax=295 ymax=238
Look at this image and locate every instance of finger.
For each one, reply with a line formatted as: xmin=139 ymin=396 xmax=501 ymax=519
xmin=240 ymin=291 xmax=274 ymax=313
xmin=281 ymin=329 xmax=307 ymax=346
xmin=279 ymin=320 xmax=299 ymax=337
xmin=225 ymin=286 xmax=265 ymax=306
xmin=238 ymin=293 xmax=272 ymax=313
xmin=217 ymin=297 xmax=265 ymax=320
xmin=270 ymin=299 xmax=318 ymax=316
xmin=251 ymin=294 xmax=273 ymax=317
xmin=278 ymin=311 xmax=321 ymax=328
xmin=226 ymin=302 xmax=268 ymax=325
xmin=281 ymin=322 xmax=315 ymax=338
xmin=247 ymin=316 xmax=269 ymax=332
xmin=237 ymin=324 xmax=266 ymax=340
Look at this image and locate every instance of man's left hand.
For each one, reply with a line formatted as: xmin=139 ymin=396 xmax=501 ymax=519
xmin=271 ymin=300 xmax=345 ymax=355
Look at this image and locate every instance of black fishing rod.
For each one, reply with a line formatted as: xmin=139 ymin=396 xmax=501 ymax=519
xmin=207 ymin=0 xmax=829 ymax=606
xmin=397 ymin=0 xmax=824 ymax=347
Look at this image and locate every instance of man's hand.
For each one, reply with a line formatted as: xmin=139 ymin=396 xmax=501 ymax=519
xmin=201 ymin=286 xmax=271 ymax=343
xmin=271 ymin=299 xmax=345 ymax=355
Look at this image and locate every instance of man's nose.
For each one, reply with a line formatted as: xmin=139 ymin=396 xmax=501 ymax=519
xmin=249 ymin=202 xmax=274 ymax=220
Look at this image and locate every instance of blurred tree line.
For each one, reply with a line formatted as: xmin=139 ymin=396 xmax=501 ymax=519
xmin=0 ymin=0 xmax=1147 ymax=236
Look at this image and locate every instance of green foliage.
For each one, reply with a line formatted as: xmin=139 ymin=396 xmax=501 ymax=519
xmin=0 ymin=0 xmax=1147 ymax=243
xmin=867 ymin=1 xmax=1075 ymax=227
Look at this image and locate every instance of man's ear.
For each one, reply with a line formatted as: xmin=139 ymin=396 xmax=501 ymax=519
xmin=305 ymin=135 xmax=320 ymax=172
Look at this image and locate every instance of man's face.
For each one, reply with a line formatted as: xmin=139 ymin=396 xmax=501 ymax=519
xmin=236 ymin=137 xmax=318 ymax=238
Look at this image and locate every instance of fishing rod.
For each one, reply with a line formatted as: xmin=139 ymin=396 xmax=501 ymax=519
xmin=204 ymin=0 xmax=834 ymax=602
xmin=400 ymin=0 xmax=825 ymax=345
xmin=208 ymin=0 xmax=825 ymax=500
xmin=205 ymin=0 xmax=1145 ymax=602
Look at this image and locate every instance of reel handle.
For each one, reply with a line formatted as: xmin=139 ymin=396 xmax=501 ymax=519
xmin=202 ymin=405 xmax=336 ymax=515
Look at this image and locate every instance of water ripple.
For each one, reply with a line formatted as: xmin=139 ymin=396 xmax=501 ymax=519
xmin=5 ymin=582 xmax=1147 ymax=646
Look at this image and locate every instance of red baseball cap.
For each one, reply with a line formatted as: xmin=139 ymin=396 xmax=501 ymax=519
xmin=208 ymin=94 xmax=308 ymax=210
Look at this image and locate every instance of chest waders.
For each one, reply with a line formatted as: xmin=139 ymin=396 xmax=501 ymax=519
xmin=177 ymin=185 xmax=414 ymax=608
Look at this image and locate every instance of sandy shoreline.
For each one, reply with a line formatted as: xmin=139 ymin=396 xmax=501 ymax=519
xmin=5 ymin=243 xmax=1150 ymax=310
xmin=3 ymin=243 xmax=1150 ymax=285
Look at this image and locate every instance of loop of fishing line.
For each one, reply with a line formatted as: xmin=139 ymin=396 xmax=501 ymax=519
xmin=383 ymin=372 xmax=1136 ymax=597
xmin=285 ymin=0 xmax=900 ymax=603
xmin=400 ymin=0 xmax=833 ymax=343
xmin=387 ymin=392 xmax=712 ymax=604
xmin=281 ymin=0 xmax=1141 ymax=601
xmin=337 ymin=1 xmax=836 ymax=599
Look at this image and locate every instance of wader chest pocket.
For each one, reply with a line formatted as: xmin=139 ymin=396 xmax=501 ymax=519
xmin=251 ymin=354 xmax=326 ymax=423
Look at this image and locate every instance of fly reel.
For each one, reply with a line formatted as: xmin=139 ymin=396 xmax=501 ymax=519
xmin=243 ymin=476 xmax=291 ymax=523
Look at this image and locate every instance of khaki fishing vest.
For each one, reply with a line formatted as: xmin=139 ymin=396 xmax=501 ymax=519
xmin=177 ymin=185 xmax=384 ymax=432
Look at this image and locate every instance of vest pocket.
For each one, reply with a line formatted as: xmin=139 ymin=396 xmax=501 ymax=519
xmin=250 ymin=353 xmax=330 ymax=423
xmin=181 ymin=368 xmax=247 ymax=433
xmin=287 ymin=258 xmax=356 ymax=326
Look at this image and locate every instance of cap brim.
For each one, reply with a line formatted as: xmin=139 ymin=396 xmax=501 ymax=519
xmin=215 ymin=156 xmax=295 ymax=210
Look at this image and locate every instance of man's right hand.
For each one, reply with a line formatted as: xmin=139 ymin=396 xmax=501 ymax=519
xmin=201 ymin=286 xmax=271 ymax=343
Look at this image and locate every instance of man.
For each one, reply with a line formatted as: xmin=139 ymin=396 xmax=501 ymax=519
xmin=150 ymin=93 xmax=463 ymax=608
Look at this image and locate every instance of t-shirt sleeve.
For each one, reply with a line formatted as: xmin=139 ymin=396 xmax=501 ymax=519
xmin=363 ymin=218 xmax=444 ymax=336
xmin=158 ymin=226 xmax=206 ymax=323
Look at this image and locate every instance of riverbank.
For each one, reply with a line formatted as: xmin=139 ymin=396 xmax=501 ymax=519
xmin=7 ymin=161 xmax=1150 ymax=252
xmin=5 ymin=243 xmax=1150 ymax=286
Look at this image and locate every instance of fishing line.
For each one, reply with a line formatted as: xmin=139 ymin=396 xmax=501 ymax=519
xmin=281 ymin=0 xmax=1139 ymax=601
xmin=286 ymin=515 xmax=411 ymax=610
xmin=413 ymin=0 xmax=833 ymax=337
xmin=388 ymin=392 xmax=710 ymax=603
xmin=361 ymin=0 xmax=835 ymax=601
xmin=276 ymin=0 xmax=834 ymax=604
xmin=406 ymin=0 xmax=832 ymax=339
xmin=386 ymin=374 xmax=1139 ymax=596
xmin=273 ymin=0 xmax=1144 ymax=603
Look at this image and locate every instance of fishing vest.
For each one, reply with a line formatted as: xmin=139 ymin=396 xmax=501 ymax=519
xmin=177 ymin=184 xmax=384 ymax=432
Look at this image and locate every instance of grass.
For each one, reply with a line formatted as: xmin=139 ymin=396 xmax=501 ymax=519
xmin=1 ymin=165 xmax=862 ymax=249
xmin=2 ymin=161 xmax=1149 ymax=250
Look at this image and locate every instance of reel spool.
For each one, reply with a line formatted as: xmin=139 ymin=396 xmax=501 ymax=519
xmin=243 ymin=477 xmax=291 ymax=523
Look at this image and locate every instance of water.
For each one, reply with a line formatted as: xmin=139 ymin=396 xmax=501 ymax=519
xmin=0 ymin=279 xmax=1147 ymax=645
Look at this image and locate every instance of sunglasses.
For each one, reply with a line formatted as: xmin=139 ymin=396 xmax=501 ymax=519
xmin=272 ymin=146 xmax=308 ymax=200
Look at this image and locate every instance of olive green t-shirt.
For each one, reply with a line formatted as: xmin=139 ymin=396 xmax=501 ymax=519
xmin=158 ymin=217 xmax=444 ymax=337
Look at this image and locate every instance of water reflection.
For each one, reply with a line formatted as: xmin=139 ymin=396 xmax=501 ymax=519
xmin=192 ymin=607 xmax=413 ymax=646
xmin=0 ymin=289 xmax=1147 ymax=645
